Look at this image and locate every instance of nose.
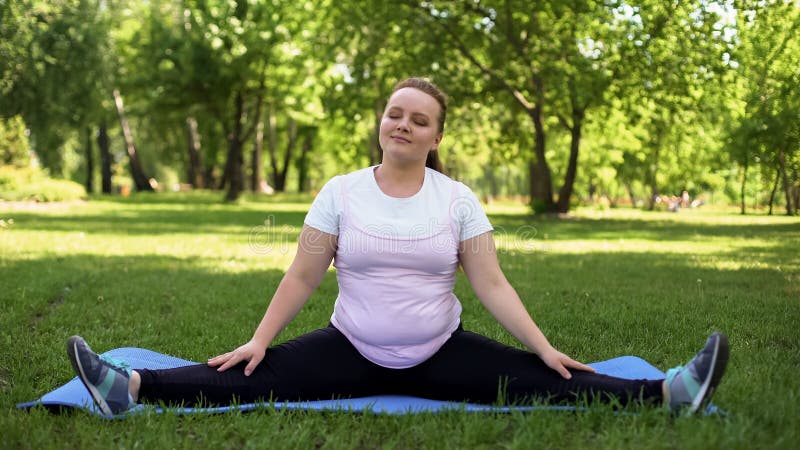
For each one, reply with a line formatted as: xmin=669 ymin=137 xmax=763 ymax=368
xmin=396 ymin=116 xmax=410 ymax=132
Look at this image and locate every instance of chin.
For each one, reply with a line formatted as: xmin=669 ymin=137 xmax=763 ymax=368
xmin=384 ymin=154 xmax=428 ymax=166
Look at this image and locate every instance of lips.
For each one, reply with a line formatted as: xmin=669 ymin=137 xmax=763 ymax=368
xmin=391 ymin=135 xmax=411 ymax=144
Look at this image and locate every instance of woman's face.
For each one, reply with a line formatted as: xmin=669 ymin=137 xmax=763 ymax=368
xmin=378 ymin=87 xmax=443 ymax=165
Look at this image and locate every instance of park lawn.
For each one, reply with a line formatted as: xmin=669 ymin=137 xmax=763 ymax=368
xmin=1 ymin=193 xmax=798 ymax=450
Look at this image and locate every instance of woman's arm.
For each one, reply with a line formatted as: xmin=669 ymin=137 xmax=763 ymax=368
xmin=458 ymin=231 xmax=594 ymax=379
xmin=208 ymin=225 xmax=337 ymax=375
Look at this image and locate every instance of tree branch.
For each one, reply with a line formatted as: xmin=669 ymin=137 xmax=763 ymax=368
xmin=242 ymin=76 xmax=266 ymax=142
xmin=556 ymin=112 xmax=571 ymax=131
xmin=502 ymin=0 xmax=530 ymax=64
xmin=433 ymin=16 xmax=535 ymax=111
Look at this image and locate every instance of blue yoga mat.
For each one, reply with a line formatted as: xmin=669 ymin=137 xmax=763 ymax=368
xmin=18 ymin=347 xmax=679 ymax=417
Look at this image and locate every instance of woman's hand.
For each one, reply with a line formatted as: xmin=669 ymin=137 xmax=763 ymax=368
xmin=207 ymin=339 xmax=267 ymax=376
xmin=538 ymin=347 xmax=596 ymax=380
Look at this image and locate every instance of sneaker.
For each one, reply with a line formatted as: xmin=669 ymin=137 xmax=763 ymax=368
xmin=665 ymin=332 xmax=729 ymax=414
xmin=67 ymin=336 xmax=135 ymax=416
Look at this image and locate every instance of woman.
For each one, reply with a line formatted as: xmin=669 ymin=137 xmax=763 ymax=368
xmin=67 ymin=78 xmax=728 ymax=417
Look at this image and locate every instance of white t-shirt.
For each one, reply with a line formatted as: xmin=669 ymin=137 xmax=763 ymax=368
xmin=305 ymin=166 xmax=493 ymax=242
xmin=303 ymin=165 xmax=494 ymax=368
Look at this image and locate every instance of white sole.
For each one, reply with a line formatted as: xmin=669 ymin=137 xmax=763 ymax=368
xmin=688 ymin=333 xmax=729 ymax=413
xmin=689 ymin=338 xmax=718 ymax=412
xmin=68 ymin=338 xmax=113 ymax=416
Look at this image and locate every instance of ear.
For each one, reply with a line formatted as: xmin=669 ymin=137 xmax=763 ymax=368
xmin=431 ymin=132 xmax=443 ymax=151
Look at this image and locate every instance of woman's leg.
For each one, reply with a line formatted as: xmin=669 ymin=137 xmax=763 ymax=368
xmin=402 ymin=328 xmax=663 ymax=406
xmin=136 ymin=325 xmax=389 ymax=407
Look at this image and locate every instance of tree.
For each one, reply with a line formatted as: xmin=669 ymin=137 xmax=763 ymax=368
xmin=727 ymin=0 xmax=800 ymax=215
xmin=113 ymin=89 xmax=154 ymax=191
xmin=359 ymin=1 xmax=725 ymax=214
xmin=129 ymin=0 xmax=277 ymax=200
xmin=323 ymin=1 xmax=423 ymax=169
xmin=0 ymin=0 xmax=130 ymax=193
xmin=384 ymin=1 xmax=622 ymax=213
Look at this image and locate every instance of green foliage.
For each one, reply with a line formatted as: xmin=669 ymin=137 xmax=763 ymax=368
xmin=0 ymin=116 xmax=30 ymax=167
xmin=0 ymin=166 xmax=86 ymax=202
xmin=1 ymin=0 xmax=798 ymax=211
xmin=0 ymin=0 xmax=113 ymax=174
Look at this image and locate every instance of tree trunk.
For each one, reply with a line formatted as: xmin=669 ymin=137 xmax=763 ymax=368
xmin=275 ymin=118 xmax=297 ymax=192
xmin=97 ymin=121 xmax=112 ymax=194
xmin=217 ymin=166 xmax=228 ymax=190
xmin=646 ymin=145 xmax=662 ymax=211
xmin=223 ymin=137 xmax=244 ymax=201
xmin=112 ymin=89 xmax=153 ymax=192
xmin=251 ymin=119 xmax=264 ymax=192
xmin=527 ymin=101 xmax=555 ymax=212
xmin=792 ymin=168 xmax=799 ymax=214
xmin=297 ymin=128 xmax=313 ymax=192
xmin=186 ymin=117 xmax=204 ymax=189
xmin=267 ymin=105 xmax=279 ymax=189
xmin=768 ymin=164 xmax=781 ymax=215
xmin=224 ymin=91 xmax=246 ymax=202
xmin=203 ymin=166 xmax=216 ymax=189
xmin=556 ymin=108 xmax=584 ymax=213
xmin=625 ymin=181 xmax=637 ymax=207
xmin=528 ymin=118 xmax=555 ymax=212
xmin=740 ymin=161 xmax=748 ymax=215
xmin=485 ymin=164 xmax=498 ymax=199
xmin=778 ymin=147 xmax=794 ymax=215
xmin=84 ymin=127 xmax=94 ymax=194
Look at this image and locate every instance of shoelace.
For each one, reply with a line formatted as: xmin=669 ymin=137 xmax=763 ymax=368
xmin=98 ymin=354 xmax=136 ymax=410
xmin=99 ymin=355 xmax=131 ymax=373
xmin=665 ymin=365 xmax=683 ymax=382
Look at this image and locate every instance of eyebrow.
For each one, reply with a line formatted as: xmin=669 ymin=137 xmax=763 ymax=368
xmin=386 ymin=106 xmax=430 ymax=120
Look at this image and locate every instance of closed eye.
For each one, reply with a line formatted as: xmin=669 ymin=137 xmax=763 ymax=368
xmin=411 ymin=113 xmax=429 ymax=125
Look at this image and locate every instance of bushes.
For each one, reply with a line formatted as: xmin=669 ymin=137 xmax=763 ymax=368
xmin=0 ymin=117 xmax=85 ymax=202
xmin=0 ymin=116 xmax=30 ymax=167
xmin=0 ymin=166 xmax=86 ymax=202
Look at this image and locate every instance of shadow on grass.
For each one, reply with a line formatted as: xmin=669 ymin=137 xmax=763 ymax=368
xmin=8 ymin=202 xmax=799 ymax=247
xmin=87 ymin=191 xmax=316 ymax=206
xmin=4 ymin=207 xmax=309 ymax=237
xmin=3 ymin=247 xmax=795 ymax=363
xmin=3 ymin=245 xmax=799 ymax=411
xmin=4 ymin=199 xmax=800 ymax=450
xmin=488 ymin=213 xmax=800 ymax=242
xmin=3 ymin=199 xmax=797 ymax=367
xmin=0 ymin=252 xmax=341 ymax=399
xmin=0 ymin=253 xmax=338 ymax=336
xmin=458 ymin=242 xmax=798 ymax=371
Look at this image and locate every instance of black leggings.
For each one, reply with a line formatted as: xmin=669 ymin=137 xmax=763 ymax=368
xmin=137 ymin=324 xmax=664 ymax=407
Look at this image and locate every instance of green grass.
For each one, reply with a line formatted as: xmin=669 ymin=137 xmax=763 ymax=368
xmin=1 ymin=193 xmax=799 ymax=449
